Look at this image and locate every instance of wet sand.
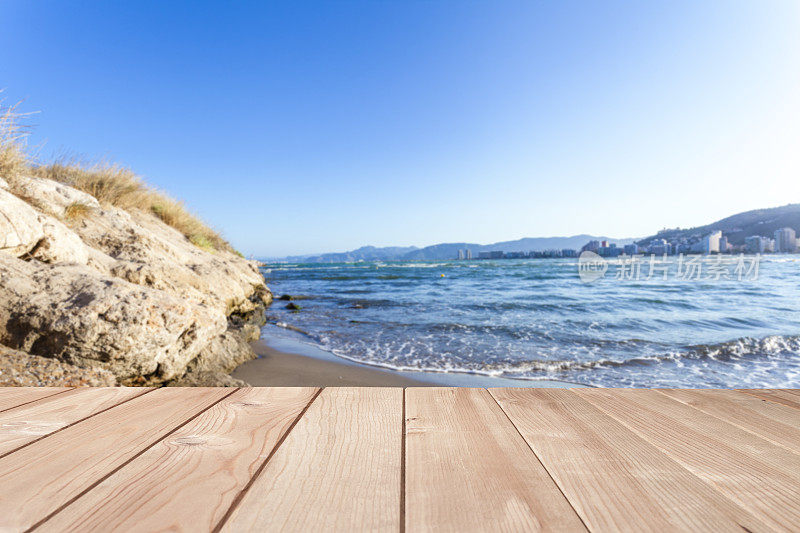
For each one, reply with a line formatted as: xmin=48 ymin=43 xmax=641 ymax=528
xmin=233 ymin=340 xmax=429 ymax=386
xmin=233 ymin=337 xmax=587 ymax=388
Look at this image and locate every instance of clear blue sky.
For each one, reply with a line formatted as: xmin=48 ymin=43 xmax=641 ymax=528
xmin=2 ymin=1 xmax=799 ymax=256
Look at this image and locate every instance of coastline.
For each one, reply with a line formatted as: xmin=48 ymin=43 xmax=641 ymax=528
xmin=233 ymin=335 xmax=587 ymax=388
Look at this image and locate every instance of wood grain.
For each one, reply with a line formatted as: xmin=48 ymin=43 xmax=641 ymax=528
xmin=405 ymin=388 xmax=585 ymax=532
xmin=0 ymin=387 xmax=231 ymax=531
xmin=738 ymin=389 xmax=800 ymax=410
xmin=660 ymin=389 xmax=800 ymax=455
xmin=577 ymin=388 xmax=800 ymax=531
xmin=491 ymin=388 xmax=767 ymax=532
xmin=38 ymin=387 xmax=317 ymax=532
xmin=0 ymin=386 xmax=797 ymax=531
xmin=222 ymin=388 xmax=402 ymax=532
xmin=0 ymin=387 xmax=70 ymax=412
xmin=0 ymin=387 xmax=147 ymax=457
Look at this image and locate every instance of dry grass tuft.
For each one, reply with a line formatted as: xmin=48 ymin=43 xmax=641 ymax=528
xmin=1 ymin=98 xmax=235 ymax=254
xmin=64 ymin=201 xmax=94 ymax=221
xmin=149 ymin=196 xmax=230 ymax=251
xmin=36 ymin=161 xmax=149 ymax=210
xmin=0 ymin=99 xmax=32 ymax=186
xmin=36 ymin=161 xmax=233 ymax=252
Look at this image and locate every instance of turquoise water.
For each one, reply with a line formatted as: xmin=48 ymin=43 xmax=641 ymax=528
xmin=260 ymin=257 xmax=800 ymax=387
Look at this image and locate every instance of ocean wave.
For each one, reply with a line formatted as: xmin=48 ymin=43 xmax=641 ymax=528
xmin=476 ymin=334 xmax=800 ymax=375
xmin=314 ymin=333 xmax=800 ymax=378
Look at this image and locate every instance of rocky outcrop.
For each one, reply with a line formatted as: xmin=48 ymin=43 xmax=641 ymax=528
xmin=0 ymin=344 xmax=116 ymax=387
xmin=0 ymin=174 xmax=269 ymax=386
xmin=166 ymin=330 xmax=254 ymax=387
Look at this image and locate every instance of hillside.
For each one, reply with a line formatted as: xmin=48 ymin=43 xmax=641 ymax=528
xmin=276 ymin=235 xmax=635 ymax=262
xmin=636 ymin=204 xmax=800 ymax=246
xmin=282 ymin=245 xmax=419 ymax=263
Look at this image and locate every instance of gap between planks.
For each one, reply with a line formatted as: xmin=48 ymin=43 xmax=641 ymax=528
xmin=0 ymin=388 xmax=72 ymax=414
xmin=0 ymin=387 xmax=152 ymax=460
xmin=211 ymin=388 xmax=322 ymax=532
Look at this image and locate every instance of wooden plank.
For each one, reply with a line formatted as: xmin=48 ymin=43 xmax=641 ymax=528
xmin=38 ymin=387 xmax=318 ymax=532
xmin=577 ymin=389 xmax=800 ymax=531
xmin=0 ymin=387 xmax=148 ymax=458
xmin=660 ymin=389 xmax=800 ymax=455
xmin=0 ymin=387 xmax=231 ymax=531
xmin=738 ymin=389 xmax=800 ymax=410
xmin=404 ymin=388 xmax=585 ymax=532
xmin=491 ymin=389 xmax=767 ymax=532
xmin=0 ymin=387 xmax=70 ymax=412
xmin=221 ymin=388 xmax=402 ymax=532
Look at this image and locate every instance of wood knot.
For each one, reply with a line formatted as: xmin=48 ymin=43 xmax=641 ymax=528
xmin=231 ymin=401 xmax=265 ymax=408
xmin=171 ymin=435 xmax=207 ymax=447
xmin=168 ymin=434 xmax=233 ymax=448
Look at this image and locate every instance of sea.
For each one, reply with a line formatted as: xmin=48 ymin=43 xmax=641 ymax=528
xmin=259 ymin=255 xmax=800 ymax=388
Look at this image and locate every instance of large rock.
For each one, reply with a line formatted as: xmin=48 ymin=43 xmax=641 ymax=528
xmin=0 ymin=255 xmax=226 ymax=382
xmin=0 ymin=174 xmax=269 ymax=386
xmin=0 ymin=188 xmax=45 ymax=256
xmin=15 ymin=175 xmax=100 ymax=213
xmin=30 ymin=216 xmax=90 ymax=265
xmin=68 ymin=204 xmax=266 ymax=316
xmin=0 ymin=186 xmax=90 ymax=264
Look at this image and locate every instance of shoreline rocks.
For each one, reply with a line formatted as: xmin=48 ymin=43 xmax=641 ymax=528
xmin=0 ymin=174 xmax=270 ymax=386
xmin=0 ymin=344 xmax=116 ymax=387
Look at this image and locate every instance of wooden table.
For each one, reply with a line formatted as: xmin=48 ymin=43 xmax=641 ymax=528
xmin=0 ymin=387 xmax=798 ymax=531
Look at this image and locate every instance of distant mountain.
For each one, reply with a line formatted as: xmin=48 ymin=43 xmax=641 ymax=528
xmin=636 ymin=203 xmax=800 ymax=246
xmin=401 ymin=235 xmax=634 ymax=261
xmin=279 ymin=245 xmax=419 ymax=263
xmin=272 ymin=235 xmax=634 ymax=263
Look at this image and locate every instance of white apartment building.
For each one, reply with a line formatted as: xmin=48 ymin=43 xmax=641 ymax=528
xmin=702 ymin=231 xmax=722 ymax=254
xmin=774 ymin=227 xmax=797 ymax=253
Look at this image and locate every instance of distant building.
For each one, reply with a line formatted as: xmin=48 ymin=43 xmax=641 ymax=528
xmin=623 ymin=243 xmax=639 ymax=255
xmin=598 ymin=243 xmax=621 ymax=257
xmin=774 ymin=227 xmax=797 ymax=253
xmin=719 ymin=236 xmax=729 ymax=253
xmin=647 ymin=238 xmax=671 ymax=255
xmin=478 ymin=251 xmax=491 ymax=259
xmin=562 ymin=249 xmax=577 ymax=257
xmin=489 ymin=250 xmax=504 ymax=259
xmin=465 ymin=249 xmax=472 ymax=260
xmin=743 ymin=236 xmax=774 ymax=254
xmin=457 ymin=249 xmax=465 ymax=260
xmin=581 ymin=240 xmax=600 ymax=253
xmin=701 ymin=231 xmax=722 ymax=254
xmin=745 ymin=236 xmax=761 ymax=254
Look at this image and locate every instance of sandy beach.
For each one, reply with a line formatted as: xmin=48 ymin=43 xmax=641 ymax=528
xmin=233 ymin=336 xmax=586 ymax=387
xmin=232 ymin=339 xmax=429 ymax=386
